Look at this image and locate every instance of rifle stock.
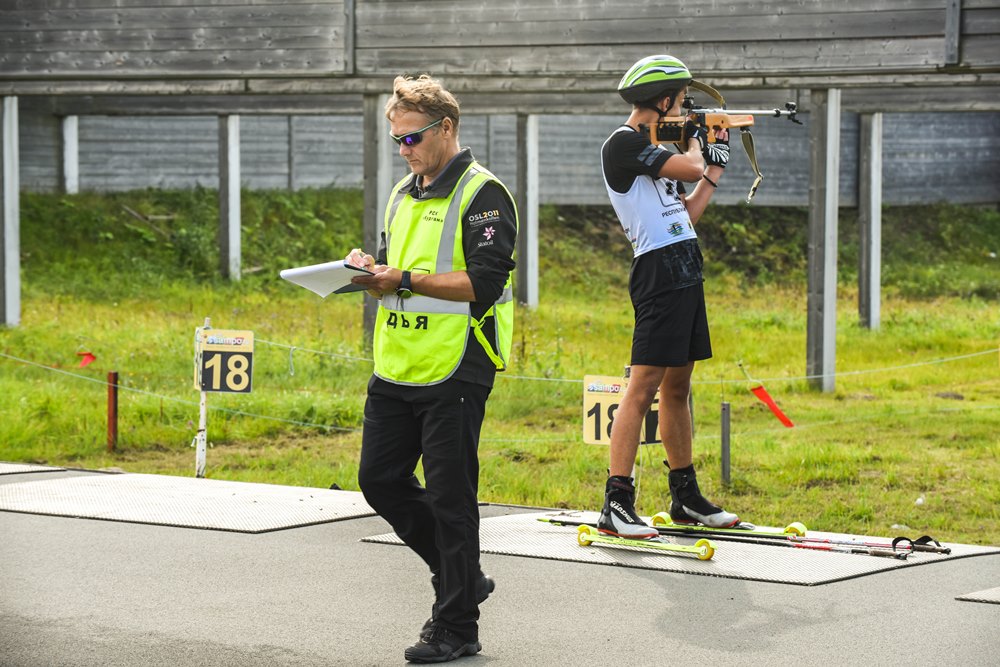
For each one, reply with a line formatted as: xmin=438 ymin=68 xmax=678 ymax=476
xmin=647 ymin=112 xmax=756 ymax=146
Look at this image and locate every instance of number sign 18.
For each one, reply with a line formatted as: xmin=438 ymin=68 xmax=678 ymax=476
xmin=582 ymin=374 xmax=660 ymax=446
xmin=195 ymin=329 xmax=254 ymax=393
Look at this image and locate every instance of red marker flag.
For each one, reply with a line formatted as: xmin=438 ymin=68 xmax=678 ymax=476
xmin=750 ymin=384 xmax=794 ymax=428
xmin=738 ymin=361 xmax=794 ymax=428
xmin=77 ymin=351 xmax=96 ymax=368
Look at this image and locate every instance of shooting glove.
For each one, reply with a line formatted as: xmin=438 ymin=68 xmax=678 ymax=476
xmin=703 ymin=127 xmax=730 ymax=168
xmin=684 ymin=119 xmax=708 ymax=152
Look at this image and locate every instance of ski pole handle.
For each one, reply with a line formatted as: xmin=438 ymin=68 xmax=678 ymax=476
xmin=864 ymin=547 xmax=909 ymax=560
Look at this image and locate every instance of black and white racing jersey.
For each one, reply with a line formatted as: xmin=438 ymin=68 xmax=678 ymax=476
xmin=601 ymin=125 xmax=696 ymax=258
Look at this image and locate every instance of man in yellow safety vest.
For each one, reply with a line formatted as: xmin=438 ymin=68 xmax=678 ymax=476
xmin=346 ymin=73 xmax=517 ymax=664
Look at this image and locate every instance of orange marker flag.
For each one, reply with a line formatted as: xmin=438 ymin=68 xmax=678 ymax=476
xmin=738 ymin=361 xmax=794 ymax=428
xmin=77 ymin=351 xmax=96 ymax=368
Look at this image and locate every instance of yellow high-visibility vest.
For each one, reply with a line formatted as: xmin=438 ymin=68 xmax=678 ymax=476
xmin=374 ymin=162 xmax=516 ymax=385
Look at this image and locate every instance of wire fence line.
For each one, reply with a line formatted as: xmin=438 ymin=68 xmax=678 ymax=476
xmin=0 ymin=351 xmax=360 ymax=433
xmin=1 ymin=344 xmax=996 ymax=443
xmin=256 ymin=338 xmax=997 ymax=385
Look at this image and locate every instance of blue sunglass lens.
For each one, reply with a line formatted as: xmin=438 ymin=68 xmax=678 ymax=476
xmin=392 ymin=118 xmax=444 ymax=147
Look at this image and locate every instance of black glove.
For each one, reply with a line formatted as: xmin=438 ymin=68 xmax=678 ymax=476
xmin=703 ymin=126 xmax=730 ymax=168
xmin=684 ymin=119 xmax=708 ymax=152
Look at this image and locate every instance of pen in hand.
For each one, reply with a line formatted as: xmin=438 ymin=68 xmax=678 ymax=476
xmin=346 ymin=248 xmax=375 ymax=271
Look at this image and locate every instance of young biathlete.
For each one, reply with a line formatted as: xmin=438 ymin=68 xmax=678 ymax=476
xmin=598 ymin=55 xmax=739 ymax=538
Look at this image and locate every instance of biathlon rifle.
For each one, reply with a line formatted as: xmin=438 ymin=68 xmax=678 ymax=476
xmin=643 ymin=81 xmax=802 ymax=204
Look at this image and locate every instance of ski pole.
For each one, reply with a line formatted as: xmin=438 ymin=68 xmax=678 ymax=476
xmin=785 ymin=540 xmax=907 ymax=560
xmin=649 ymin=525 xmax=908 ymax=559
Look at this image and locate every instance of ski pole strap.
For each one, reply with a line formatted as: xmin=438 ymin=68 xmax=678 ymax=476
xmin=890 ymin=537 xmax=913 ymax=551
xmin=892 ymin=535 xmax=951 ymax=554
xmin=741 ymin=129 xmax=764 ymax=203
xmin=914 ymin=535 xmax=951 ymax=554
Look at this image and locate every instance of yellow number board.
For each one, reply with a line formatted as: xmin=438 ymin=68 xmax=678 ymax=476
xmin=582 ymin=374 xmax=660 ymax=445
xmin=195 ymin=329 xmax=254 ymax=393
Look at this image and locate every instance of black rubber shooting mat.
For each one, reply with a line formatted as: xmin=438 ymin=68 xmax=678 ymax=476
xmin=956 ymin=586 xmax=1000 ymax=605
xmin=0 ymin=461 xmax=65 ymax=475
xmin=0 ymin=472 xmax=375 ymax=533
xmin=362 ymin=510 xmax=1000 ymax=586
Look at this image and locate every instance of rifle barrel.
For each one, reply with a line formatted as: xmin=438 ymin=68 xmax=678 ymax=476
xmin=695 ymin=108 xmax=796 ymax=117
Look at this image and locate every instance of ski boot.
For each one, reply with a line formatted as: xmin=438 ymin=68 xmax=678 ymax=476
xmin=597 ymin=475 xmax=658 ymax=539
xmin=667 ymin=463 xmax=739 ymax=528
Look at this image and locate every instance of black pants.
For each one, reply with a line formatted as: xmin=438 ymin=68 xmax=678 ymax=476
xmin=358 ymin=376 xmax=491 ymax=640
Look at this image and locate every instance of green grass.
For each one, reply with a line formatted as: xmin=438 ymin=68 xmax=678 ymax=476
xmin=2 ymin=190 xmax=998 ymax=545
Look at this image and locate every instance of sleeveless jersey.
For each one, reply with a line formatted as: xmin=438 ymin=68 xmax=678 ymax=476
xmin=601 ymin=125 xmax=697 ymax=258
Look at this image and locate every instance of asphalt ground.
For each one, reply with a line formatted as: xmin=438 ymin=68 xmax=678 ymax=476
xmin=1 ymin=469 xmax=998 ymax=666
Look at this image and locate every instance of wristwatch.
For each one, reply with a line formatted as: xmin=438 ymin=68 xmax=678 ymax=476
xmin=395 ymin=270 xmax=412 ymax=298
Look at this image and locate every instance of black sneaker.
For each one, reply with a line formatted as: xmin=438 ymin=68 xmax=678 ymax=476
xmin=421 ymin=572 xmax=495 ymax=640
xmin=597 ymin=476 xmax=658 ymax=539
xmin=667 ymin=465 xmax=739 ymax=528
xmin=405 ymin=626 xmax=481 ymax=663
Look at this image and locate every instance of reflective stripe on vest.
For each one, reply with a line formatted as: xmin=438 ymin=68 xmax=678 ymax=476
xmin=374 ymin=162 xmax=516 ymax=385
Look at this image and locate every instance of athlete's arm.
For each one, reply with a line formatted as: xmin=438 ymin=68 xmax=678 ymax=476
xmin=681 ymin=164 xmax=724 ymax=223
xmin=657 ymin=136 xmax=704 ymax=183
xmin=680 ymin=127 xmax=728 ymax=223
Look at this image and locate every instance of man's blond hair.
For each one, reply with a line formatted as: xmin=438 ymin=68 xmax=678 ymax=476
xmin=384 ymin=74 xmax=460 ymax=127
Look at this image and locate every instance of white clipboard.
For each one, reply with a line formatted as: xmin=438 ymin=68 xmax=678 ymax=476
xmin=279 ymin=260 xmax=373 ymax=297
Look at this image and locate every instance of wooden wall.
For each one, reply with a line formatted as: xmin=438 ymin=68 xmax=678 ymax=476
xmin=352 ymin=0 xmax=1000 ymax=78
xmin=1 ymin=0 xmax=998 ymax=101
xmin=4 ymin=1 xmax=1000 ymax=203
xmin=0 ymin=1 xmax=348 ymax=78
xmin=17 ymin=110 xmax=1000 ymax=206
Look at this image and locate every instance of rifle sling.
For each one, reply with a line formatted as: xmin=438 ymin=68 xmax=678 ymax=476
xmin=690 ymin=79 xmax=764 ymax=203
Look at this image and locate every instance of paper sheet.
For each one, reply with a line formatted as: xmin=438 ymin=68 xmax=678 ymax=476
xmin=279 ymin=260 xmax=373 ymax=297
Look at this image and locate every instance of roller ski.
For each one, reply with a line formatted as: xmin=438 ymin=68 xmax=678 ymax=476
xmin=651 ymin=512 xmax=808 ymax=538
xmin=538 ymin=513 xmax=716 ymax=561
xmin=576 ymin=524 xmax=715 ymax=560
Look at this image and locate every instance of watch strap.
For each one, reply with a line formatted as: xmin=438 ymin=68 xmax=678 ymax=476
xmin=396 ymin=270 xmax=412 ymax=297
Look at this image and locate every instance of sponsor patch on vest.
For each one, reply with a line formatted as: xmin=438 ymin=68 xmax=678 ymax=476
xmin=477 ymin=225 xmax=497 ymax=247
xmin=661 ymin=204 xmax=686 ymax=218
xmin=468 ymin=209 xmax=501 ymax=228
xmin=667 ymin=221 xmax=686 ymax=236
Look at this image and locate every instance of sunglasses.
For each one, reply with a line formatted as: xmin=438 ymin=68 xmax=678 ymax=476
xmin=390 ymin=118 xmax=444 ymax=147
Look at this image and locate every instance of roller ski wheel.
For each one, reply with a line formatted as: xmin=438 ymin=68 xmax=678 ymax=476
xmin=694 ymin=538 xmax=715 ymax=561
xmin=784 ymin=521 xmax=807 ymax=536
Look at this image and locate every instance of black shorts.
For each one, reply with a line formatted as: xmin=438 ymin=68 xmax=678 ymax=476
xmin=630 ymin=282 xmax=712 ymax=367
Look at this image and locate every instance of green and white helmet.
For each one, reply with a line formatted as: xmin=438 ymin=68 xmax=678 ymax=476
xmin=617 ymin=55 xmax=692 ymax=105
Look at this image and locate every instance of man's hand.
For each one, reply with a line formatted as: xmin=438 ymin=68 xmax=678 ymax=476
xmin=704 ymin=126 xmax=730 ymax=168
xmin=350 ymin=265 xmax=398 ymax=299
xmin=345 ymin=248 xmax=375 ymax=271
